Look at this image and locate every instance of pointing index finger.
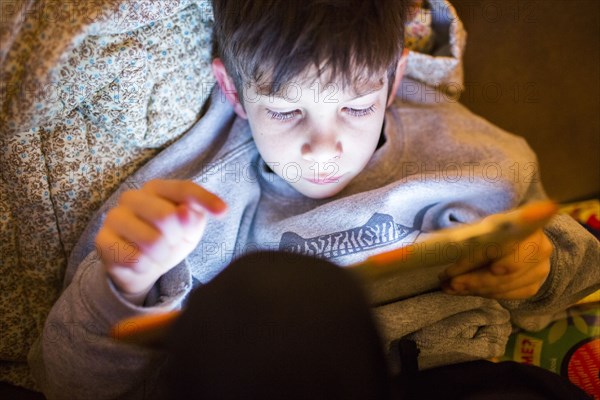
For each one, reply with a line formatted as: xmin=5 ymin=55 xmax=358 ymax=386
xmin=142 ymin=180 xmax=227 ymax=216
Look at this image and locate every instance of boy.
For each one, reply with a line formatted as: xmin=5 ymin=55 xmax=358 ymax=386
xmin=30 ymin=1 xmax=599 ymax=399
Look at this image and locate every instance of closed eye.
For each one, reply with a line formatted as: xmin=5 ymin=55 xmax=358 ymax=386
xmin=266 ymin=109 xmax=301 ymax=122
xmin=344 ymin=105 xmax=376 ymax=117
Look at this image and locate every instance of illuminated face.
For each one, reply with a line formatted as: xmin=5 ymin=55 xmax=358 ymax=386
xmin=242 ymin=74 xmax=390 ymax=199
xmin=213 ymin=57 xmax=406 ymax=199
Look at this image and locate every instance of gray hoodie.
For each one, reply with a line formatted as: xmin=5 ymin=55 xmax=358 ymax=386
xmin=29 ymin=83 xmax=600 ymax=400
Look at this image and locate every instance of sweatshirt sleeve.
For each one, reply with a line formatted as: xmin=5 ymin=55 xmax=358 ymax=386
xmin=501 ymin=212 xmax=600 ymax=331
xmin=492 ymin=136 xmax=600 ymax=329
xmin=28 ymin=251 xmax=192 ymax=400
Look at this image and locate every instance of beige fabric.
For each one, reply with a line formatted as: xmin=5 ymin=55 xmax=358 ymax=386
xmin=405 ymin=0 xmax=466 ymax=96
xmin=1 ymin=0 xmax=215 ymax=388
xmin=0 ymin=0 xmax=464 ymax=388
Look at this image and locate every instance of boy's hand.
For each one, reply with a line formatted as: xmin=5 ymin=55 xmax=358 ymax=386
xmin=95 ymin=180 xmax=227 ymax=304
xmin=440 ymin=227 xmax=553 ymax=300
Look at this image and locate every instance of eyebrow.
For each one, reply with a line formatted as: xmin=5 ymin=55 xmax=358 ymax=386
xmin=351 ymin=78 xmax=385 ymax=100
xmin=348 ymin=81 xmax=385 ymax=101
xmin=265 ymin=78 xmax=386 ymax=101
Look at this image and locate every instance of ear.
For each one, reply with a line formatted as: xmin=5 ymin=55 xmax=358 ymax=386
xmin=212 ymin=58 xmax=248 ymax=119
xmin=387 ymin=48 xmax=410 ymax=107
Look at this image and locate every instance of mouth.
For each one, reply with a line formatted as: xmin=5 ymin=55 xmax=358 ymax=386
xmin=305 ymin=175 xmax=345 ymax=185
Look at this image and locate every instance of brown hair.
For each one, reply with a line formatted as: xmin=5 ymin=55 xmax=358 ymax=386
xmin=212 ymin=0 xmax=409 ymax=101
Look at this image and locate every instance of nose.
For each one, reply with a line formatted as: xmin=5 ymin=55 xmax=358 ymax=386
xmin=301 ymin=133 xmax=343 ymax=162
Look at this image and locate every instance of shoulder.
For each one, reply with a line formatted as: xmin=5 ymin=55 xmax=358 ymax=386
xmin=388 ymin=98 xmax=536 ymax=165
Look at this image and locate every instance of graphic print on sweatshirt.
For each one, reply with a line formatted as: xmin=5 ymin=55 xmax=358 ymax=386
xmin=278 ymin=204 xmax=435 ymax=259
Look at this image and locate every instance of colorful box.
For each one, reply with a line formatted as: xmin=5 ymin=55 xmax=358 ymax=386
xmin=501 ymin=302 xmax=600 ymax=399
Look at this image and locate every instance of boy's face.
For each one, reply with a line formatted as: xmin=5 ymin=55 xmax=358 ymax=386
xmin=213 ymin=58 xmax=405 ymax=199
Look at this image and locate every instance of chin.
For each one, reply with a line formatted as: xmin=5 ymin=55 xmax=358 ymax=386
xmin=294 ymin=181 xmax=348 ymax=199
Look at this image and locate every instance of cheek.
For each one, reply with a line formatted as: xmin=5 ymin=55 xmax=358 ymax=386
xmin=248 ymin=118 xmax=303 ymax=163
xmin=251 ymin=131 xmax=292 ymax=165
xmin=346 ymin=117 xmax=384 ymax=148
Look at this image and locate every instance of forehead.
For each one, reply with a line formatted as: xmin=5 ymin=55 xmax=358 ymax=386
xmin=248 ymin=64 xmax=387 ymax=99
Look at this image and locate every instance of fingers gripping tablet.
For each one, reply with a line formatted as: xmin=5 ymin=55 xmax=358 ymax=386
xmin=350 ymin=201 xmax=558 ymax=305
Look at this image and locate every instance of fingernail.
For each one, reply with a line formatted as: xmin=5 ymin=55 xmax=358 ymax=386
xmin=209 ymin=199 xmax=228 ymax=216
xmin=442 ymin=282 xmax=466 ymax=295
xmin=444 ymin=287 xmax=459 ymax=295
xmin=452 ymin=283 xmax=466 ymax=292
xmin=442 ymin=286 xmax=457 ymax=295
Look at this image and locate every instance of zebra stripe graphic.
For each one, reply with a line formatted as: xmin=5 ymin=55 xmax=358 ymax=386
xmin=279 ymin=213 xmax=416 ymax=259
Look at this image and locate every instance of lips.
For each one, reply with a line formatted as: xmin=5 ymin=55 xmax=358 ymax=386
xmin=305 ymin=175 xmax=344 ymax=185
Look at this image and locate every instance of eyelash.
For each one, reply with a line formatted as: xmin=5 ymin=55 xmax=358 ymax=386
xmin=266 ymin=110 xmax=299 ymax=122
xmin=266 ymin=105 xmax=376 ymax=122
xmin=345 ymin=105 xmax=376 ymax=117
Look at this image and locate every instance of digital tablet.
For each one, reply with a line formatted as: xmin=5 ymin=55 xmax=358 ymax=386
xmin=349 ymin=200 xmax=558 ymax=305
